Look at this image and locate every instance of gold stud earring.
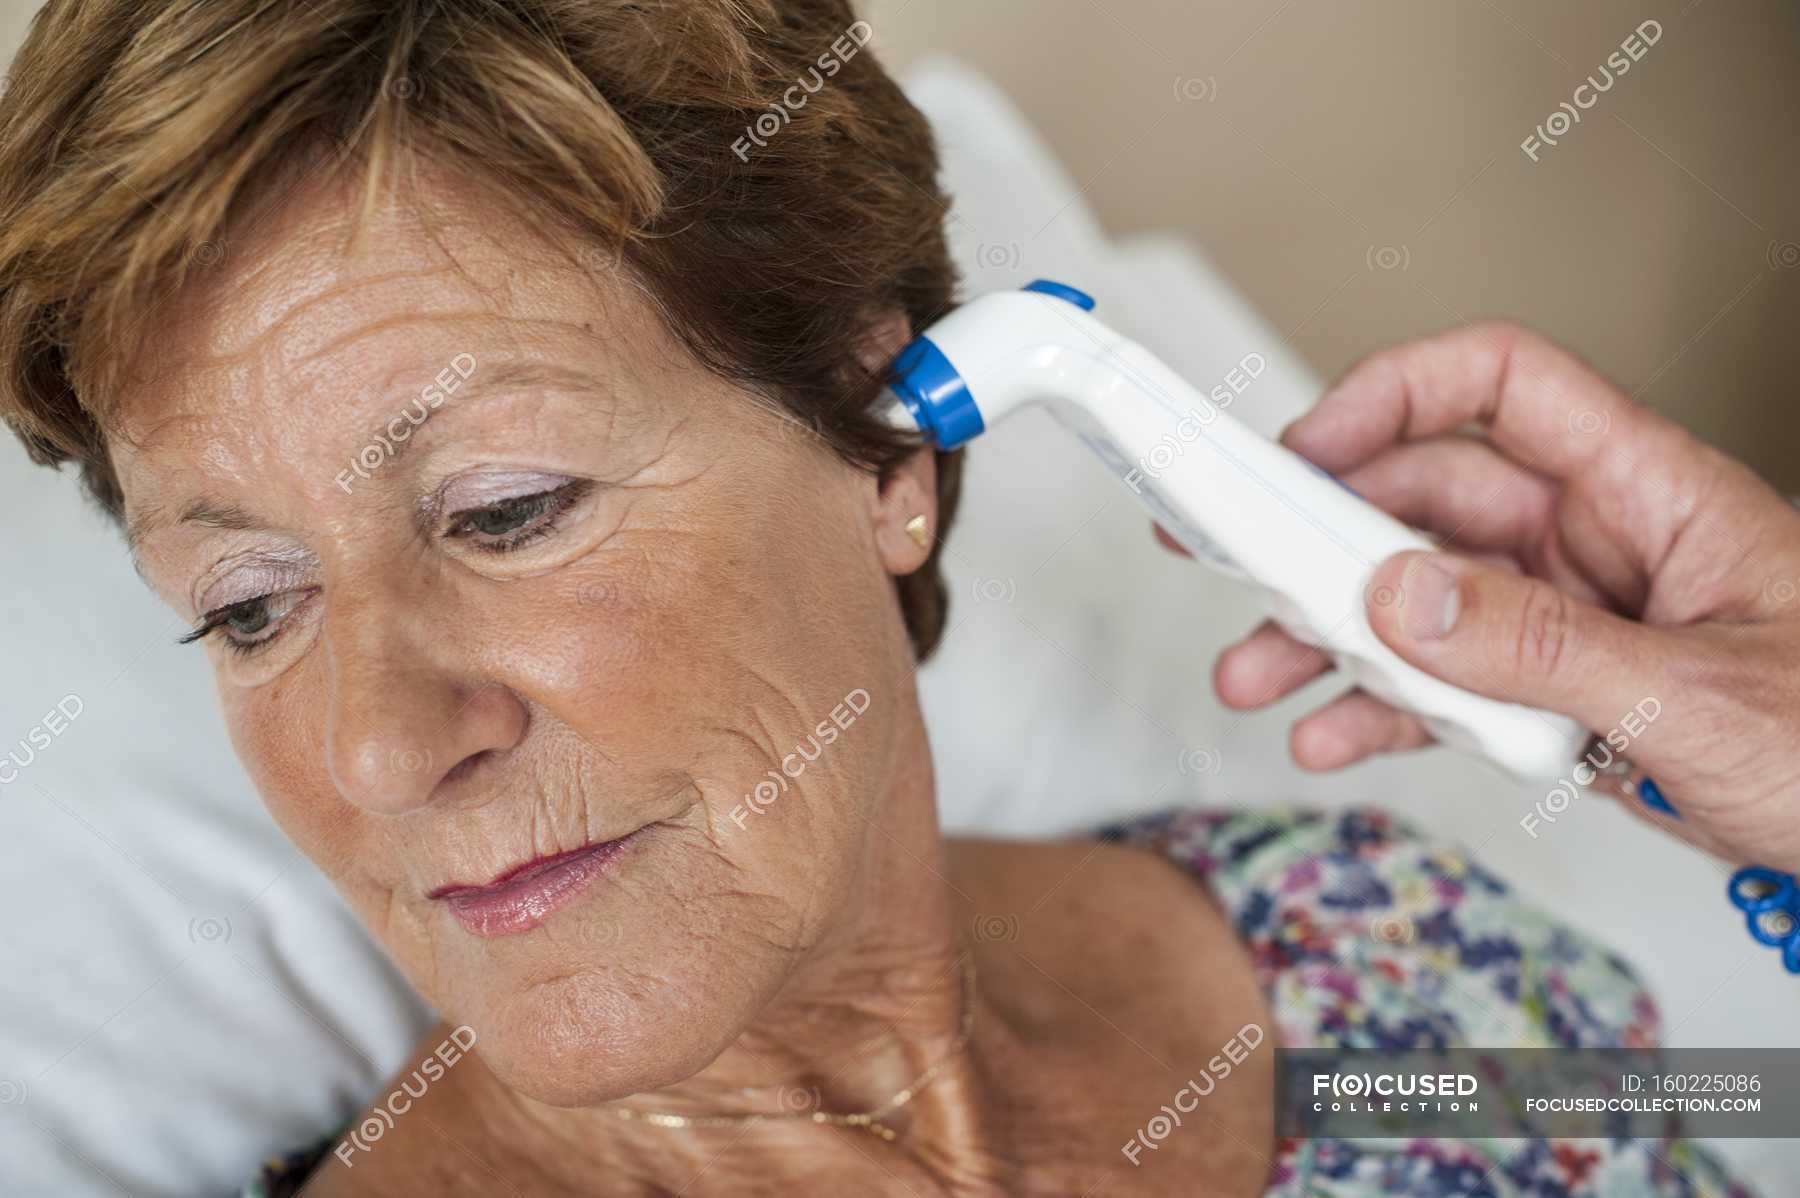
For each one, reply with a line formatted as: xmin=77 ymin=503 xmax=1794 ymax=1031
xmin=904 ymin=514 xmax=931 ymax=549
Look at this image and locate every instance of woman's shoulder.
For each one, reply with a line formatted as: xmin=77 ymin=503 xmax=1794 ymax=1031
xmin=1096 ymin=805 xmax=1660 ymax=1051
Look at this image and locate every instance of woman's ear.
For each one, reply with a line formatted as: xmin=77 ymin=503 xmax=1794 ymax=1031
xmin=857 ymin=307 xmax=938 ymax=576
xmin=872 ymin=446 xmax=937 ymax=577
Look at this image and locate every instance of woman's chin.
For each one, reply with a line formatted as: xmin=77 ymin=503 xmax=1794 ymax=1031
xmin=463 ymin=970 xmax=744 ymax=1110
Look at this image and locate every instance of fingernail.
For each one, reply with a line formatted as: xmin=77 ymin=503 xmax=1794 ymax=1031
xmin=1638 ymin=777 xmax=1680 ymax=819
xmin=1402 ymin=555 xmax=1462 ymax=641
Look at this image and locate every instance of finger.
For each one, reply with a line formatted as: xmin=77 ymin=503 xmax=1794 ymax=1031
xmin=1290 ymin=324 xmax=1800 ymax=623
xmin=1281 ymin=321 xmax=1677 ymax=484
xmin=1153 ymin=523 xmax=1191 ymax=557
xmin=1290 ymin=689 xmax=1433 ymax=771
xmin=1214 ymin=621 xmax=1332 ymax=709
xmin=1341 ymin=437 xmax=1558 ymax=557
xmin=1363 ymin=549 xmax=1687 ymax=732
xmin=1341 ymin=438 xmax=1612 ymax=606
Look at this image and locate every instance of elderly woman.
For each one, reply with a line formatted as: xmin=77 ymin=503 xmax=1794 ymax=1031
xmin=0 ymin=1 xmax=1767 ymax=1196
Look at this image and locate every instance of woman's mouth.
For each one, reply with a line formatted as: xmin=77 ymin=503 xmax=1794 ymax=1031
xmin=428 ymin=833 xmax=638 ymax=937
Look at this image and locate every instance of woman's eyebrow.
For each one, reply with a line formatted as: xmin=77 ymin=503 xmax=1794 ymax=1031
xmin=342 ymin=359 xmax=615 ymax=471
xmin=123 ymin=361 xmax=617 ymax=566
xmin=124 ymin=497 xmax=262 ymax=582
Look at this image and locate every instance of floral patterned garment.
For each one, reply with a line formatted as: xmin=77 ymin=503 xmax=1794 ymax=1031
xmin=1099 ymin=806 xmax=1757 ymax=1198
xmin=249 ymin=806 xmax=1758 ymax=1197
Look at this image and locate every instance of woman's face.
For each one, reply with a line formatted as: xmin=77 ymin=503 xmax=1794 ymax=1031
xmin=112 ymin=169 xmax=934 ymax=1105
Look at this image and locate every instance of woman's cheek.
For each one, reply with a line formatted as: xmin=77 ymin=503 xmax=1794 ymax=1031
xmin=216 ymin=674 xmax=366 ymax=874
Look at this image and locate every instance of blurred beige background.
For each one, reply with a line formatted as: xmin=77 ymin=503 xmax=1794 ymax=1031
xmin=5 ymin=0 xmax=1797 ymax=483
xmin=862 ymin=0 xmax=1800 ymax=488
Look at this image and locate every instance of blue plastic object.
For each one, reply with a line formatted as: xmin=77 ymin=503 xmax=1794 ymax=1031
xmin=1639 ymin=785 xmax=1797 ymax=976
xmin=1729 ymin=865 xmax=1800 ymax=974
xmin=1022 ymin=278 xmax=1097 ymax=311
xmin=890 ymin=336 xmax=983 ymax=451
xmin=1638 ymin=776 xmax=1678 ymax=816
xmin=891 ymin=279 xmax=1098 ymax=451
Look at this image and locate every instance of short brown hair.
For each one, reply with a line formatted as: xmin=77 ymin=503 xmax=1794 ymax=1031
xmin=0 ymin=0 xmax=963 ymax=657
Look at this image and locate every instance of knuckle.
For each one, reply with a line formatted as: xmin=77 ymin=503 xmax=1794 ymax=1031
xmin=1465 ymin=317 xmax=1530 ymax=344
xmin=1328 ymin=345 xmax=1398 ymax=398
xmin=1513 ymin=583 xmax=1575 ymax=680
xmin=1462 ymin=318 xmax=1532 ymax=364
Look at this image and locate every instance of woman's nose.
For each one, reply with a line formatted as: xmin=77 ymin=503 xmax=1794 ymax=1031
xmin=319 ymin=589 xmax=528 ymax=814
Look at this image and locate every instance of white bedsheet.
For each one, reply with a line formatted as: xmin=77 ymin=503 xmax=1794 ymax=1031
xmin=0 ymin=58 xmax=1787 ymax=1195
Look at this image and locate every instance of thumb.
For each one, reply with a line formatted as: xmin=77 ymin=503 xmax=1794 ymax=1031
xmin=1365 ymin=550 xmax=1666 ymax=732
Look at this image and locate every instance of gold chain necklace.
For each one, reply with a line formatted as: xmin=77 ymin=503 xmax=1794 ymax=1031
xmin=610 ymin=951 xmax=977 ymax=1142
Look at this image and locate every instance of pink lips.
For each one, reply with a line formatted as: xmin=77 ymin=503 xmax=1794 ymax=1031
xmin=429 ymin=833 xmax=637 ymax=937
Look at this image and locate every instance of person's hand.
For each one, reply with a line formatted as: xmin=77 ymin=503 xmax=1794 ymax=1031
xmin=1201 ymin=321 xmax=1800 ymax=874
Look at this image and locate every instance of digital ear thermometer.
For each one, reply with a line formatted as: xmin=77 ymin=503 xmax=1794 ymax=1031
xmin=887 ymin=279 xmax=1587 ymax=782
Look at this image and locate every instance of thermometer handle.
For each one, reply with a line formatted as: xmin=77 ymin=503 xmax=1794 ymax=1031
xmin=891 ymin=282 xmax=1588 ymax=782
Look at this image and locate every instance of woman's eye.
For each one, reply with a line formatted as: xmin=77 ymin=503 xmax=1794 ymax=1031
xmin=181 ymin=591 xmax=309 ymax=655
xmin=179 ymin=483 xmax=593 ymax=656
xmin=446 ymin=482 xmax=589 ymax=551
xmin=225 ymin=600 xmax=274 ymax=638
xmin=467 ymin=494 xmax=555 ymax=537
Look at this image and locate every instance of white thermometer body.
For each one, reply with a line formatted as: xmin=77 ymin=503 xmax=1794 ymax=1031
xmin=887 ymin=280 xmax=1585 ymax=782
